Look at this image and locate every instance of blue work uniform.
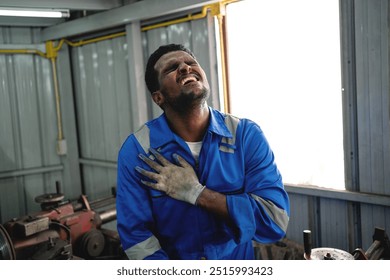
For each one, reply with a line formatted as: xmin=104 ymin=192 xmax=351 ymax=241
xmin=116 ymin=107 xmax=290 ymax=260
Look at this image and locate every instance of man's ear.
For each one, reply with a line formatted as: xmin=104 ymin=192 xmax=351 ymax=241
xmin=152 ymin=91 xmax=164 ymax=107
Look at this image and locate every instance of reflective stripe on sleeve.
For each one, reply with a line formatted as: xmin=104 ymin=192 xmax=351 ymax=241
xmin=250 ymin=194 xmax=289 ymax=232
xmin=125 ymin=235 xmax=162 ymax=260
xmin=134 ymin=124 xmax=150 ymax=154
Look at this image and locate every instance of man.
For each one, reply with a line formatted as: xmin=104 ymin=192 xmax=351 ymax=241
xmin=116 ymin=44 xmax=290 ymax=260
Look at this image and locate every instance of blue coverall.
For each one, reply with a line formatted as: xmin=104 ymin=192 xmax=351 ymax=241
xmin=116 ymin=107 xmax=290 ymax=259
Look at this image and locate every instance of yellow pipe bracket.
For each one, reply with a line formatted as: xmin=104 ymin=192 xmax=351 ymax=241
xmin=45 ymin=41 xmax=58 ymax=59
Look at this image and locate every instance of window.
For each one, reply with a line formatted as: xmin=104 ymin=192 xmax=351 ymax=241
xmin=225 ymin=0 xmax=345 ymax=189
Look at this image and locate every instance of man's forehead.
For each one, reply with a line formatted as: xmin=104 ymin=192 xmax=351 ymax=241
xmin=154 ymin=50 xmax=194 ymax=69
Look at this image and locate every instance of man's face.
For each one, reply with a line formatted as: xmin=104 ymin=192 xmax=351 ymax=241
xmin=153 ymin=50 xmax=210 ymax=111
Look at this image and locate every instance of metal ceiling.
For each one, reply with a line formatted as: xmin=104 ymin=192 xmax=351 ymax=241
xmin=0 ymin=0 xmax=220 ymax=40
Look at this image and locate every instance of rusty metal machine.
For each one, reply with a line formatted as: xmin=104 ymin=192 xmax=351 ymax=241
xmin=0 ymin=183 xmax=125 ymax=260
xmin=303 ymin=227 xmax=390 ymax=260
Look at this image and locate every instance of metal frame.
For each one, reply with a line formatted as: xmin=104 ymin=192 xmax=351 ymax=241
xmin=285 ymin=184 xmax=390 ymax=208
xmin=41 ymin=0 xmax=221 ymax=40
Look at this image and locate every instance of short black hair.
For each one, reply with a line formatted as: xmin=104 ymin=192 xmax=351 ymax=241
xmin=145 ymin=44 xmax=196 ymax=94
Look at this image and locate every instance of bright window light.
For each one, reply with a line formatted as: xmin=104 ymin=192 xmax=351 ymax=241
xmin=226 ymin=0 xmax=345 ymax=189
xmin=0 ymin=8 xmax=69 ymax=18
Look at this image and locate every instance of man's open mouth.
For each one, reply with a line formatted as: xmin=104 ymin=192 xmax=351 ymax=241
xmin=179 ymin=75 xmax=199 ymax=85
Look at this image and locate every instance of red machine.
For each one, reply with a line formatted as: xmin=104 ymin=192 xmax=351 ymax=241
xmin=0 ymin=184 xmax=124 ymax=260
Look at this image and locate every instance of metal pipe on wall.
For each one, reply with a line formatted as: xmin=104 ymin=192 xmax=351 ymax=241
xmin=0 ymin=165 xmax=63 ymax=179
xmin=0 ymin=48 xmax=46 ymax=58
xmin=51 ymin=57 xmax=62 ymax=141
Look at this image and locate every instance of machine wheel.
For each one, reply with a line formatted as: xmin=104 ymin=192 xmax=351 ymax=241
xmin=0 ymin=224 xmax=16 ymax=260
xmin=78 ymin=229 xmax=105 ymax=259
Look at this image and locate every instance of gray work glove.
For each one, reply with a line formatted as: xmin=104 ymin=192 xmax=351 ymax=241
xmin=136 ymin=148 xmax=206 ymax=205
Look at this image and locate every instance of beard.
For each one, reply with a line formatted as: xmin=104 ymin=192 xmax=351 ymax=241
xmin=162 ymin=86 xmax=210 ymax=114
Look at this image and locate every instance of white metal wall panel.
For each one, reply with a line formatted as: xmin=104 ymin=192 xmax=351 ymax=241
xmin=143 ymin=28 xmax=170 ymax=119
xmin=360 ymin=204 xmax=390 ymax=244
xmin=285 ymin=194 xmax=312 ymax=246
xmin=318 ymin=199 xmax=350 ymax=252
xmin=71 ymin=36 xmax=130 ymax=200
xmin=286 ymin=195 xmax=351 ymax=252
xmin=354 ymin=0 xmax=390 ymax=249
xmin=72 ymin=38 xmax=131 ymax=161
xmin=355 ymin=0 xmax=390 ymax=196
xmin=0 ymin=55 xmax=18 ymax=172
xmin=54 ymin=45 xmax=83 ymax=200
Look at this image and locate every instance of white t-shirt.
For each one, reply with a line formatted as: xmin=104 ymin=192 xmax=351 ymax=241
xmin=186 ymin=141 xmax=203 ymax=162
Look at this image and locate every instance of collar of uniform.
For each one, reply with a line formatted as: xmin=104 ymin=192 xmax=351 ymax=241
xmin=207 ymin=107 xmax=233 ymax=138
xmin=148 ymin=106 xmax=233 ymax=148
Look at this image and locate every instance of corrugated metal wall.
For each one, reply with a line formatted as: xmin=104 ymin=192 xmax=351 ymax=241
xmin=71 ymin=37 xmax=130 ymax=200
xmin=354 ymin=0 xmax=390 ymax=248
xmin=0 ymin=0 xmax=389 ymax=257
xmin=0 ymin=27 xmax=80 ymax=222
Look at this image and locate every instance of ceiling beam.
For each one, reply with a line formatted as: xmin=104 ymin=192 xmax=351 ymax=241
xmin=0 ymin=17 xmax=65 ymax=27
xmin=41 ymin=0 xmax=220 ymax=41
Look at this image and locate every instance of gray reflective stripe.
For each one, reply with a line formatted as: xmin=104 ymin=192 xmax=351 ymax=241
xmin=134 ymin=124 xmax=150 ymax=154
xmin=220 ymin=114 xmax=240 ymax=153
xmin=250 ymin=194 xmax=289 ymax=232
xmin=219 ymin=145 xmax=235 ymax=153
xmin=125 ymin=235 xmax=162 ymax=260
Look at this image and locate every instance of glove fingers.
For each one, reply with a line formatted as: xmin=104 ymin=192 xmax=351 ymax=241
xmin=173 ymin=153 xmax=191 ymax=168
xmin=138 ymin=154 xmax=163 ymax=172
xmin=149 ymin=148 xmax=171 ymax=166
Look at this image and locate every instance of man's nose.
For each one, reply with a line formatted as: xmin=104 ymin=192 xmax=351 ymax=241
xmin=178 ymin=63 xmax=191 ymax=73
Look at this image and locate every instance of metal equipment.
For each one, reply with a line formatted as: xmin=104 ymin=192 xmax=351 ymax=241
xmin=303 ymin=227 xmax=390 ymax=260
xmin=352 ymin=227 xmax=390 ymax=260
xmin=303 ymin=229 xmax=354 ymax=260
xmin=0 ymin=183 xmax=125 ymax=260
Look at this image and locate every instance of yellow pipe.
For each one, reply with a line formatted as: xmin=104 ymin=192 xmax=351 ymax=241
xmin=53 ymin=39 xmax=66 ymax=53
xmin=57 ymin=4 xmax=213 ymax=48
xmin=63 ymin=31 xmax=126 ymax=48
xmin=45 ymin=41 xmax=64 ymax=141
xmin=51 ymin=57 xmax=63 ymax=141
xmin=217 ymin=13 xmax=230 ymax=113
xmin=141 ymin=0 xmax=239 ymax=32
xmin=0 ymin=48 xmax=46 ymax=58
xmin=141 ymin=5 xmax=209 ymax=31
xmin=216 ymin=0 xmax=240 ymax=113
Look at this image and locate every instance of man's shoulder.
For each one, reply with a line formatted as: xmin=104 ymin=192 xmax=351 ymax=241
xmin=212 ymin=108 xmax=259 ymax=129
xmin=221 ymin=111 xmax=263 ymax=136
xmin=132 ymin=114 xmax=165 ymax=134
